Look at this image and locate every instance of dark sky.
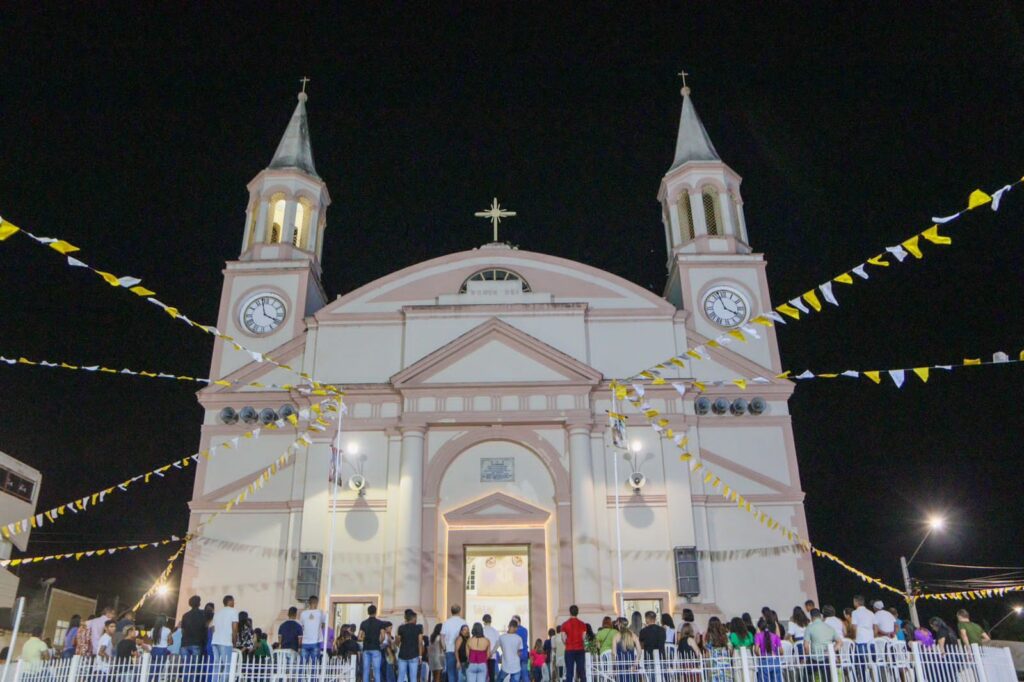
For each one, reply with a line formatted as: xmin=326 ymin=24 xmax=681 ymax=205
xmin=1 ymin=4 xmax=1022 ymax=628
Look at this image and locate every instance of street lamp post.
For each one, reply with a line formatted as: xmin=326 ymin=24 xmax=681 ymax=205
xmin=989 ymin=606 xmax=1023 ymax=634
xmin=902 ymin=515 xmax=944 ymax=628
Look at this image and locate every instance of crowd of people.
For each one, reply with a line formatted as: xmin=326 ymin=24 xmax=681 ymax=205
xmin=12 ymin=593 xmax=995 ymax=682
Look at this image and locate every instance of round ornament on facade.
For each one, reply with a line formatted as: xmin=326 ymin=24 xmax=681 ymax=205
xmin=240 ymin=293 xmax=287 ymax=335
xmin=701 ymin=286 xmax=749 ymax=328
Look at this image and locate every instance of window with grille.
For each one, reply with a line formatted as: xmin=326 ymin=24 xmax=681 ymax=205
xmin=466 ymin=563 xmax=477 ymax=591
xmin=674 ymin=546 xmax=700 ymax=596
xmin=458 ymin=269 xmax=532 ymax=293
xmin=702 ymin=188 xmax=720 ymax=236
xmin=679 ymin=194 xmax=695 ymax=240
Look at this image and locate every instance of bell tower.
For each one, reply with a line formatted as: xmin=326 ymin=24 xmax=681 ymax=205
xmin=659 ymin=79 xmax=781 ymax=371
xmin=212 ymin=88 xmax=332 ymax=377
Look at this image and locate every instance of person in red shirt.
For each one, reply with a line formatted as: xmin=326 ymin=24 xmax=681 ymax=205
xmin=560 ymin=605 xmax=587 ymax=682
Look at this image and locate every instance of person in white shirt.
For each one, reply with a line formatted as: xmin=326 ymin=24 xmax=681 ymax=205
xmin=822 ymin=606 xmax=846 ymax=641
xmin=850 ymin=594 xmax=876 ymax=678
xmin=441 ymin=605 xmax=468 ymax=682
xmin=300 ymin=596 xmax=327 ymax=663
xmin=497 ymin=621 xmax=523 ymax=682
xmin=211 ymin=595 xmax=240 ymax=680
xmin=872 ymin=601 xmax=896 ymax=638
xmin=482 ymin=614 xmax=501 ymax=681
xmin=88 ymin=606 xmax=117 ymax=656
xmin=95 ymin=621 xmax=116 ymax=674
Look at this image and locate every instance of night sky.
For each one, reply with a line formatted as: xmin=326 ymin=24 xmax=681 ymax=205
xmin=1 ymin=5 xmax=1022 ymax=631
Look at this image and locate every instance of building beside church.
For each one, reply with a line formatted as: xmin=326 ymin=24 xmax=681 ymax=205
xmin=180 ymin=85 xmax=815 ymax=633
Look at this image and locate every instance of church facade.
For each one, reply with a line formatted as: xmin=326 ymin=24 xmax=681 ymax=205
xmin=179 ymin=86 xmax=815 ymax=632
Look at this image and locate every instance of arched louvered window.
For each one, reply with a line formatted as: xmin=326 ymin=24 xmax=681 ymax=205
xmin=679 ymin=193 xmax=696 ymax=240
xmin=702 ymin=187 xmax=721 ymax=236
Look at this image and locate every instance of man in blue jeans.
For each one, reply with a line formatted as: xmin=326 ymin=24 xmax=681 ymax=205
xmin=300 ymin=596 xmax=327 ymax=664
xmin=359 ymin=605 xmax=387 ymax=682
xmin=210 ymin=595 xmax=239 ymax=682
xmin=441 ymin=605 xmax=468 ymax=682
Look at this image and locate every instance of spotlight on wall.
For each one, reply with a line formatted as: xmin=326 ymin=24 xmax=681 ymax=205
xmin=259 ymin=408 xmax=278 ymax=425
xmin=695 ymin=397 xmax=711 ymax=415
xmin=218 ymin=407 xmax=238 ymax=425
xmin=749 ymin=397 xmax=767 ymax=415
xmin=711 ymin=398 xmax=730 ymax=415
xmin=730 ymin=398 xmax=748 ymax=416
xmin=239 ymin=406 xmax=259 ymax=424
xmin=348 ymin=474 xmax=367 ymax=496
xmin=628 ymin=471 xmax=647 ymax=494
xmin=279 ymin=405 xmax=297 ymax=420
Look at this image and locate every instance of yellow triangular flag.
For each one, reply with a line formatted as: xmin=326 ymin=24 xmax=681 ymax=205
xmin=130 ymin=285 xmax=156 ymax=296
xmin=751 ymin=316 xmax=774 ymax=326
xmin=802 ymin=290 xmax=822 ymax=312
xmin=775 ymin=303 xmax=801 ymax=319
xmin=776 ymin=371 xmax=791 ymax=379
xmin=686 ymin=350 xmax=703 ymax=360
xmin=964 ymin=358 xmax=981 ymax=365
xmin=967 ymin=189 xmax=992 ymax=210
xmin=833 ymin=273 xmax=854 ymax=284
xmin=912 ymin=367 xmax=929 ymax=383
xmin=48 ymin=240 xmax=80 ymax=254
xmin=863 ymin=371 xmax=882 ymax=384
xmin=901 ymin=235 xmax=923 ymax=259
xmin=921 ymin=225 xmax=951 ymax=245
xmin=732 ymin=379 xmax=747 ymax=390
xmin=95 ymin=270 xmax=121 ymax=286
xmin=866 ymin=255 xmax=890 ymax=267
xmin=0 ymin=221 xmax=20 ymax=241
xmin=727 ymin=329 xmax=746 ymax=342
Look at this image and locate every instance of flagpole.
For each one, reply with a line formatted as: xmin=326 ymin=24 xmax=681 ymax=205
xmin=320 ymin=398 xmax=344 ymax=677
xmin=611 ymin=394 xmax=626 ymax=619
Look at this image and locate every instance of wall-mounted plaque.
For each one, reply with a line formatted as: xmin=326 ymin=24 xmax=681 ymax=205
xmin=480 ymin=458 xmax=515 ymax=482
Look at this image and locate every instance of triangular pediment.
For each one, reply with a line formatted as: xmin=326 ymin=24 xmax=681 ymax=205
xmin=392 ymin=318 xmax=602 ymax=387
xmin=444 ymin=492 xmax=551 ymax=527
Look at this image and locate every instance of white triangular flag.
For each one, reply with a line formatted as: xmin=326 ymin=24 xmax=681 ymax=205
xmin=83 ymin=365 xmax=99 ymax=371
xmin=632 ymin=383 xmax=646 ymax=397
xmin=788 ymin=298 xmax=810 ymax=314
xmin=852 ymin=264 xmax=869 ymax=279
xmin=671 ymin=383 xmax=687 ymax=398
xmin=762 ymin=311 xmax=786 ymax=324
xmin=740 ymin=324 xmax=760 ymax=339
xmin=991 ymin=185 xmax=1012 ymax=211
xmin=66 ymin=256 xmax=88 ymax=267
xmin=819 ymin=282 xmax=838 ymax=306
xmin=41 ymin=361 xmax=57 ymax=367
xmin=885 ymin=245 xmax=909 ymax=263
xmin=888 ymin=369 xmax=906 ymax=388
xmin=841 ymin=370 xmax=859 ymax=378
xmin=930 ymin=212 xmax=961 ymax=224
xmin=936 ymin=365 xmax=953 ymax=370
xmin=247 ymin=351 xmax=264 ymax=362
xmin=795 ymin=370 xmax=815 ymax=380
xmin=117 ymin=276 xmax=142 ymax=288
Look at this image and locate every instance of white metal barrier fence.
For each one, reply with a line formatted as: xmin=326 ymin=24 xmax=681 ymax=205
xmin=8 ymin=652 xmax=357 ymax=682
xmin=586 ymin=642 xmax=1017 ymax=682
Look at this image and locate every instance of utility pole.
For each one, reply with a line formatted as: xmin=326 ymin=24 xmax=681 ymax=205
xmin=900 ymin=556 xmax=921 ymax=628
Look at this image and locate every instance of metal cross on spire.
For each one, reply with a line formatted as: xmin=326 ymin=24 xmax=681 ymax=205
xmin=299 ymin=76 xmax=311 ymax=94
xmin=474 ymin=197 xmax=517 ymax=242
xmin=677 ymin=68 xmax=692 ymax=96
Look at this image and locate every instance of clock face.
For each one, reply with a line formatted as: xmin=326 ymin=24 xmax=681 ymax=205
xmin=240 ymin=294 xmax=287 ymax=335
xmin=702 ymin=287 xmax=749 ymax=328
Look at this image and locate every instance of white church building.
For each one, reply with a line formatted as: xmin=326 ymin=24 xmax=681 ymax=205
xmin=180 ymin=85 xmax=816 ymax=633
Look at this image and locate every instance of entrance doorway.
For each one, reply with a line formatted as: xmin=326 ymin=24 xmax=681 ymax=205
xmin=464 ymin=545 xmax=530 ymax=634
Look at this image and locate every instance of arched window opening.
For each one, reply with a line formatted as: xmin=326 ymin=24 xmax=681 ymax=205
xmin=679 ymin=193 xmax=696 ymax=240
xmin=293 ymin=201 xmax=306 ymax=247
xmin=269 ymin=196 xmax=286 ymax=244
xmin=702 ymin=187 xmax=721 ymax=236
xmin=458 ymin=269 xmax=532 ymax=294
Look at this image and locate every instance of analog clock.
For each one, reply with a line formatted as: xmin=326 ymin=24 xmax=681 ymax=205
xmin=240 ymin=294 xmax=287 ymax=335
xmin=702 ymin=287 xmax=749 ymax=328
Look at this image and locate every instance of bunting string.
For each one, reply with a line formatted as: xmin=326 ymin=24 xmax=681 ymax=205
xmin=0 ymin=398 xmax=338 ymax=542
xmin=132 ymin=398 xmax=344 ymax=611
xmin=914 ymin=585 xmax=1024 ymax=602
xmin=0 ymin=220 xmax=340 ymax=397
xmin=0 ymin=536 xmax=181 ymax=568
xmin=610 ymin=381 xmax=907 ymax=596
xmin=623 ymin=177 xmax=1020 ymax=387
xmin=779 ymin=350 xmax=1024 ymax=388
xmin=0 ymin=351 xmax=318 ymax=392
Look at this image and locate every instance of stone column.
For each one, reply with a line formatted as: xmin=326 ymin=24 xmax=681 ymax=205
xmin=569 ymin=424 xmax=600 ymax=609
xmin=253 ymin=199 xmax=270 ymax=245
xmin=282 ymin=200 xmax=298 ymax=245
xmin=394 ymin=426 xmax=425 ymax=610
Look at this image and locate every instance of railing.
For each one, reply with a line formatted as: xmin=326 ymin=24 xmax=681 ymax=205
xmin=586 ymin=641 xmax=1017 ymax=682
xmin=7 ymin=652 xmax=357 ymax=682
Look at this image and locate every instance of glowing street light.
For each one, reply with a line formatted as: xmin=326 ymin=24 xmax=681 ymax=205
xmin=989 ymin=605 xmax=1023 ymax=634
xmin=902 ymin=514 xmax=946 ymax=628
xmin=156 ymin=584 xmax=170 ymax=598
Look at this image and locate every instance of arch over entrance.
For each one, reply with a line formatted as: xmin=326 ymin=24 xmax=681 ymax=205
xmin=421 ymin=427 xmax=575 ymax=622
